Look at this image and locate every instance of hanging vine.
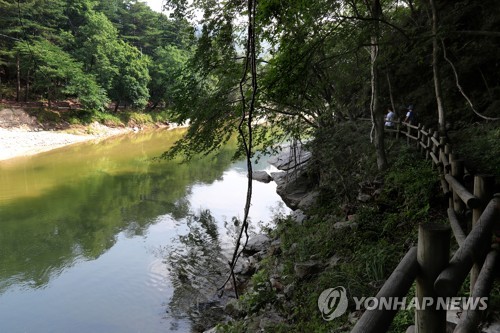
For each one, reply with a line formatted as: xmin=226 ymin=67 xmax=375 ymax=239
xmin=218 ymin=0 xmax=258 ymax=298
xmin=441 ymin=39 xmax=500 ymax=121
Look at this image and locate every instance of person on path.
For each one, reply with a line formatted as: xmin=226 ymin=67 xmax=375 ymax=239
xmin=384 ymin=108 xmax=396 ymax=127
xmin=404 ymin=105 xmax=415 ymax=125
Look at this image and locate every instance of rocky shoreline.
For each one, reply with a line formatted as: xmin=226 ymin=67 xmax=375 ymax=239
xmin=199 ymin=144 xmax=325 ymax=332
xmin=201 ymin=143 xmax=380 ymax=332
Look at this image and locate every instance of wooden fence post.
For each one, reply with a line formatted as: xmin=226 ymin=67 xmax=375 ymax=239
xmin=448 ymin=208 xmax=466 ymax=246
xmin=439 ymin=137 xmax=450 ymax=173
xmin=434 ymin=196 xmax=500 ymax=297
xmin=451 ymin=160 xmax=465 ymax=214
xmin=470 ymin=175 xmax=496 ymax=292
xmin=416 ymin=124 xmax=422 ymax=150
xmin=416 ymin=222 xmax=450 ymax=333
xmin=449 ymin=153 xmax=458 ymax=163
xmin=432 ymin=132 xmax=439 ymax=158
xmin=455 ymin=247 xmax=499 ymax=333
xmin=429 ymin=131 xmax=440 ymax=168
xmin=444 ymin=143 xmax=451 ymax=161
xmin=351 ymin=247 xmax=420 ymax=333
xmin=419 ymin=126 xmax=426 ymax=154
xmin=426 ymin=129 xmax=433 ymax=161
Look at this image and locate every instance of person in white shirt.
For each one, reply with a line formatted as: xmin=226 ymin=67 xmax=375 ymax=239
xmin=384 ymin=108 xmax=396 ymax=127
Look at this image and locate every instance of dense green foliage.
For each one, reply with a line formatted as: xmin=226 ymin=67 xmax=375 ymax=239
xmin=161 ymin=0 xmax=499 ymax=159
xmin=449 ymin=122 xmax=500 ymax=178
xmin=0 ymin=0 xmax=194 ymax=112
xmin=1 ymin=0 xmax=498 ymax=141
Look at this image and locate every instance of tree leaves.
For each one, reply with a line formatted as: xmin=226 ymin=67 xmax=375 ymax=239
xmin=0 ymin=0 xmax=194 ymax=113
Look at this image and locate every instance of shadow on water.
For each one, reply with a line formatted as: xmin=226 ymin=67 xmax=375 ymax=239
xmin=162 ymin=210 xmax=229 ymax=332
xmin=163 ymin=209 xmax=283 ymax=332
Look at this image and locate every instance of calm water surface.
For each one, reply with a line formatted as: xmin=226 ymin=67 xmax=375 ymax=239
xmin=0 ymin=129 xmax=288 ymax=333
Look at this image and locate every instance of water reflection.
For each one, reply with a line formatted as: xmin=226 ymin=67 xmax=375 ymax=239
xmin=0 ymin=129 xmax=237 ymax=292
xmin=164 ymin=206 xmax=287 ymax=332
xmin=0 ymin=129 xmax=288 ymax=332
xmin=164 ymin=210 xmax=228 ymax=331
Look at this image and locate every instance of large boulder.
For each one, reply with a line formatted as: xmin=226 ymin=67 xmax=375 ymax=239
xmin=259 ymin=310 xmax=286 ymax=330
xmin=268 ymin=142 xmax=319 ymax=211
xmin=243 ymin=234 xmax=271 ymax=255
xmin=271 ymin=170 xmax=314 ymax=210
xmin=291 ymin=209 xmax=308 ymax=224
xmin=268 ymin=143 xmax=311 ymax=171
xmin=297 ymin=190 xmax=319 ymax=210
xmin=294 ymin=261 xmax=324 ymax=279
xmin=203 ymin=328 xmax=218 ymax=333
xmin=251 ymin=170 xmax=272 ymax=183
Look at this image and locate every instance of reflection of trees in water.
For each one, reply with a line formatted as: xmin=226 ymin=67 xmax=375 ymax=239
xmin=222 ymin=201 xmax=288 ymax=249
xmin=223 ymin=216 xmax=258 ymax=249
xmin=165 ymin=210 xmax=229 ymax=332
xmin=0 ymin=138 xmax=238 ymax=293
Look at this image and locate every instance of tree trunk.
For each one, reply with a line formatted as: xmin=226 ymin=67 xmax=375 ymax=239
xmin=24 ymin=69 xmax=30 ymax=102
xmin=370 ymin=0 xmax=387 ymax=171
xmin=16 ymin=54 xmax=20 ymax=102
xmin=47 ymin=86 xmax=51 ymax=108
xmin=114 ymin=101 xmax=120 ymax=112
xmin=429 ymin=0 xmax=445 ymax=134
xmin=386 ymin=73 xmax=396 ymax=117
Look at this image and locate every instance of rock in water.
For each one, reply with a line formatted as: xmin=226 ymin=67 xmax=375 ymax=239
xmin=251 ymin=170 xmax=272 ymax=183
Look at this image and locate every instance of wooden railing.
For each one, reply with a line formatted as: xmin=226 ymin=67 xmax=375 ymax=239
xmin=351 ymin=121 xmax=499 ymax=333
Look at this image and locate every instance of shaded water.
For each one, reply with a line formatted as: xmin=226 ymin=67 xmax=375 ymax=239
xmin=0 ymin=129 xmax=288 ymax=332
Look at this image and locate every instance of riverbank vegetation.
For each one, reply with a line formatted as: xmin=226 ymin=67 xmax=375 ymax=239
xmin=214 ymin=121 xmax=499 ymax=332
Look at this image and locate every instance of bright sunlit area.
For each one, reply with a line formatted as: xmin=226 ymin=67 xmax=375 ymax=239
xmin=145 ymin=0 xmax=164 ymax=13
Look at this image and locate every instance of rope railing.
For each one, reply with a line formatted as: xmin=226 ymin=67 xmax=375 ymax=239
xmin=351 ymin=121 xmax=499 ymax=333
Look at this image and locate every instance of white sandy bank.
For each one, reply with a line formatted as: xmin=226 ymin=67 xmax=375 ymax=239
xmin=0 ymin=124 xmax=130 ymax=161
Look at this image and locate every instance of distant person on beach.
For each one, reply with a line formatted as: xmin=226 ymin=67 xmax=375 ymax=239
xmin=384 ymin=108 xmax=396 ymax=127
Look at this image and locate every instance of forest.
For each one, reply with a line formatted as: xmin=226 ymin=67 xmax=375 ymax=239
xmin=0 ymin=0 xmax=194 ymax=112
xmin=1 ymin=1 xmax=498 ymax=138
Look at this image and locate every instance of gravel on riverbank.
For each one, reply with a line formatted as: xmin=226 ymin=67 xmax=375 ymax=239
xmin=0 ymin=124 xmax=131 ymax=161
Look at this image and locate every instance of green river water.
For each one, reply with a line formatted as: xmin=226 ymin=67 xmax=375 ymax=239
xmin=0 ymin=129 xmax=288 ymax=332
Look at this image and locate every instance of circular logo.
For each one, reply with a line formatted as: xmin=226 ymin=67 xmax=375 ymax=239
xmin=318 ymin=286 xmax=348 ymax=321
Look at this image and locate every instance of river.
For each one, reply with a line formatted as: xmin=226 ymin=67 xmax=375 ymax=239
xmin=0 ymin=129 xmax=288 ymax=333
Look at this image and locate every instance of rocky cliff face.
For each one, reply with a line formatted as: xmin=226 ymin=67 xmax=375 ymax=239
xmin=267 ymin=142 xmax=318 ymax=211
xmin=0 ymin=108 xmax=41 ymax=130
